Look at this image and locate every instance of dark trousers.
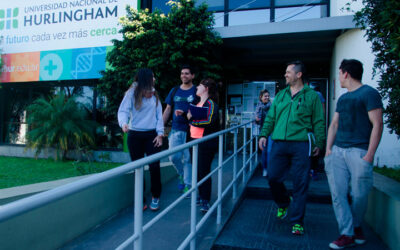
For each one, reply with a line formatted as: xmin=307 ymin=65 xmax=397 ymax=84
xmin=261 ymin=137 xmax=273 ymax=170
xmin=268 ymin=141 xmax=311 ymax=224
xmin=128 ymin=130 xmax=161 ymax=198
xmin=197 ymin=143 xmax=216 ymax=202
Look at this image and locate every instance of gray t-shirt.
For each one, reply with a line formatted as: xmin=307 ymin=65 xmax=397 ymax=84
xmin=334 ymin=85 xmax=383 ymax=150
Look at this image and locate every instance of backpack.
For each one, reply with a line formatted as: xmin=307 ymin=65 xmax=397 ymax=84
xmin=166 ymin=86 xmax=179 ymax=126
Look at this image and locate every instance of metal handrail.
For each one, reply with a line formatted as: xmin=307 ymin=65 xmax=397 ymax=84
xmin=117 ymin=121 xmax=259 ymax=250
xmin=0 ymin=120 xmax=259 ymax=250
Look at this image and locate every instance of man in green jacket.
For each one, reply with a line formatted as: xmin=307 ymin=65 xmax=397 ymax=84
xmin=258 ymin=60 xmax=325 ymax=235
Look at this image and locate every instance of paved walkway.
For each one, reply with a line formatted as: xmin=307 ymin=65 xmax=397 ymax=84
xmin=61 ymin=154 xmax=250 ymax=250
xmin=61 ymin=156 xmax=388 ymax=250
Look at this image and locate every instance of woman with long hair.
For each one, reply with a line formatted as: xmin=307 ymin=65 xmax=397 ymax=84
xmin=118 ymin=68 xmax=164 ymax=211
xmin=255 ymin=89 xmax=272 ymax=177
xmin=186 ymin=78 xmax=220 ymax=213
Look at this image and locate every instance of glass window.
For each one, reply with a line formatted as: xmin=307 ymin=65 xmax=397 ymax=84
xmin=213 ymin=12 xmax=225 ymax=27
xmin=275 ymin=6 xmax=321 ymax=22
xmin=1 ymin=86 xmax=53 ymax=144
xmin=229 ymin=9 xmax=270 ymax=26
xmin=75 ymin=86 xmax=94 ymax=108
xmin=152 ymin=0 xmax=172 ymax=13
xmin=197 ymin=0 xmax=225 ymax=12
xmin=275 ymin=0 xmax=326 ymax=7
xmin=153 ymin=0 xmax=225 ymax=13
xmin=229 ymin=0 xmax=270 ymax=10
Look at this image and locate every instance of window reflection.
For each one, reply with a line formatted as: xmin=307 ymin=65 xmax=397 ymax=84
xmin=229 ymin=9 xmax=270 ymax=26
xmin=229 ymin=0 xmax=270 ymax=10
xmin=152 ymin=0 xmax=171 ymax=13
xmin=213 ymin=12 xmax=225 ymax=27
xmin=275 ymin=0 xmax=326 ymax=7
xmin=196 ymin=0 xmax=224 ymax=12
xmin=275 ymin=6 xmax=321 ymax=22
xmin=149 ymin=0 xmax=329 ymax=25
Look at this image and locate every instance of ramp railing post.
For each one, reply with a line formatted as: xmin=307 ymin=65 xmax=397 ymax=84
xmin=134 ymin=166 xmax=144 ymax=250
xmin=190 ymin=145 xmax=198 ymax=250
xmin=233 ymin=129 xmax=238 ymax=199
xmin=242 ymin=126 xmax=247 ymax=183
xmin=217 ymin=135 xmax=223 ymax=224
xmin=250 ymin=124 xmax=253 ymax=172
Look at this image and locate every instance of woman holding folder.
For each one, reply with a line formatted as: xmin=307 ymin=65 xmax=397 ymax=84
xmin=187 ymin=78 xmax=220 ymax=213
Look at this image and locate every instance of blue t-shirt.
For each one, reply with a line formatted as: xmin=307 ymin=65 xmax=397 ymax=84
xmin=316 ymin=91 xmax=325 ymax=104
xmin=334 ymin=85 xmax=383 ymax=150
xmin=165 ymin=85 xmax=197 ymax=131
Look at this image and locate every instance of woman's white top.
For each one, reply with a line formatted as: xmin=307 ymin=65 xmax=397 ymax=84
xmin=118 ymin=87 xmax=164 ymax=135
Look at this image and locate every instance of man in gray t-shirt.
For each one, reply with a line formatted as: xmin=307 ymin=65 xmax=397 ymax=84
xmin=334 ymin=84 xmax=382 ymax=150
xmin=324 ymin=59 xmax=383 ymax=249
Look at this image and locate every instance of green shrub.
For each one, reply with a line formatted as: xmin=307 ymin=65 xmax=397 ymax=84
xmin=374 ymin=166 xmax=400 ymax=182
xmin=354 ymin=0 xmax=400 ymax=137
xmin=26 ymin=92 xmax=97 ymax=161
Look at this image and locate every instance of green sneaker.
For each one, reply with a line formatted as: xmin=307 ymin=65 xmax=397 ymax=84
xmin=292 ymin=223 xmax=304 ymax=235
xmin=183 ymin=185 xmax=191 ymax=199
xmin=178 ymin=175 xmax=185 ymax=192
xmin=276 ymin=207 xmax=288 ymax=219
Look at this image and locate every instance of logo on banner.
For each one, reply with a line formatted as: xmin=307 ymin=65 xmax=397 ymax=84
xmin=40 ymin=53 xmax=63 ymax=80
xmin=0 ymin=8 xmax=19 ymax=30
xmin=71 ymin=47 xmax=106 ymax=79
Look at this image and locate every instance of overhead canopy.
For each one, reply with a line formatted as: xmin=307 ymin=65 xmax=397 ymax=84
xmin=214 ymin=15 xmax=357 ymax=80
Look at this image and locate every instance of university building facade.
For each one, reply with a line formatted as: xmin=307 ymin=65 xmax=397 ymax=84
xmin=1 ymin=0 xmax=399 ymax=166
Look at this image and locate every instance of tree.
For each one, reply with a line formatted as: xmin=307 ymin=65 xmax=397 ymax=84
xmin=98 ymin=0 xmax=222 ymax=119
xmin=353 ymin=0 xmax=400 ymax=136
xmin=26 ymin=92 xmax=96 ymax=161
xmin=0 ymin=50 xmax=3 ymax=87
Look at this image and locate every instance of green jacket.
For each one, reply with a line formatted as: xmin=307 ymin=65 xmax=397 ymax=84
xmin=260 ymin=84 xmax=326 ymax=149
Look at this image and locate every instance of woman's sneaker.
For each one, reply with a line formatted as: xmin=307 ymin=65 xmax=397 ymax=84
xmin=178 ymin=175 xmax=185 ymax=192
xmin=262 ymin=169 xmax=267 ymax=177
xmin=354 ymin=227 xmax=366 ymax=245
xmin=149 ymin=197 xmax=160 ymax=211
xmin=183 ymin=185 xmax=191 ymax=198
xmin=200 ymin=200 xmax=210 ymax=213
xmin=329 ymin=235 xmax=355 ymax=249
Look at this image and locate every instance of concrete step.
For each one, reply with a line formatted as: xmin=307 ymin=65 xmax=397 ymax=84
xmin=245 ymin=167 xmax=332 ymax=204
xmin=212 ymin=167 xmax=388 ymax=250
xmin=212 ymin=199 xmax=388 ymax=250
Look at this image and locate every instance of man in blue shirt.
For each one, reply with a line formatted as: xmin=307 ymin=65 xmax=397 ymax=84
xmin=163 ymin=65 xmax=197 ymax=193
xmin=325 ymin=59 xmax=383 ymax=249
xmin=309 ymin=81 xmax=326 ymax=179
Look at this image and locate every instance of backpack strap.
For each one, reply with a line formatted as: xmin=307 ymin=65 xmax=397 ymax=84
xmin=169 ymin=86 xmax=179 ymax=111
xmin=167 ymin=86 xmax=180 ymax=125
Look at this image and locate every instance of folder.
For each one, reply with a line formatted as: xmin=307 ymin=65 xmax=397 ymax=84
xmin=189 ymin=104 xmax=209 ymax=120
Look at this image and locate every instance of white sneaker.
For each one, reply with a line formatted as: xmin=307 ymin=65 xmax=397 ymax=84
xmin=150 ymin=197 xmax=159 ymax=211
xmin=262 ymin=169 xmax=267 ymax=177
